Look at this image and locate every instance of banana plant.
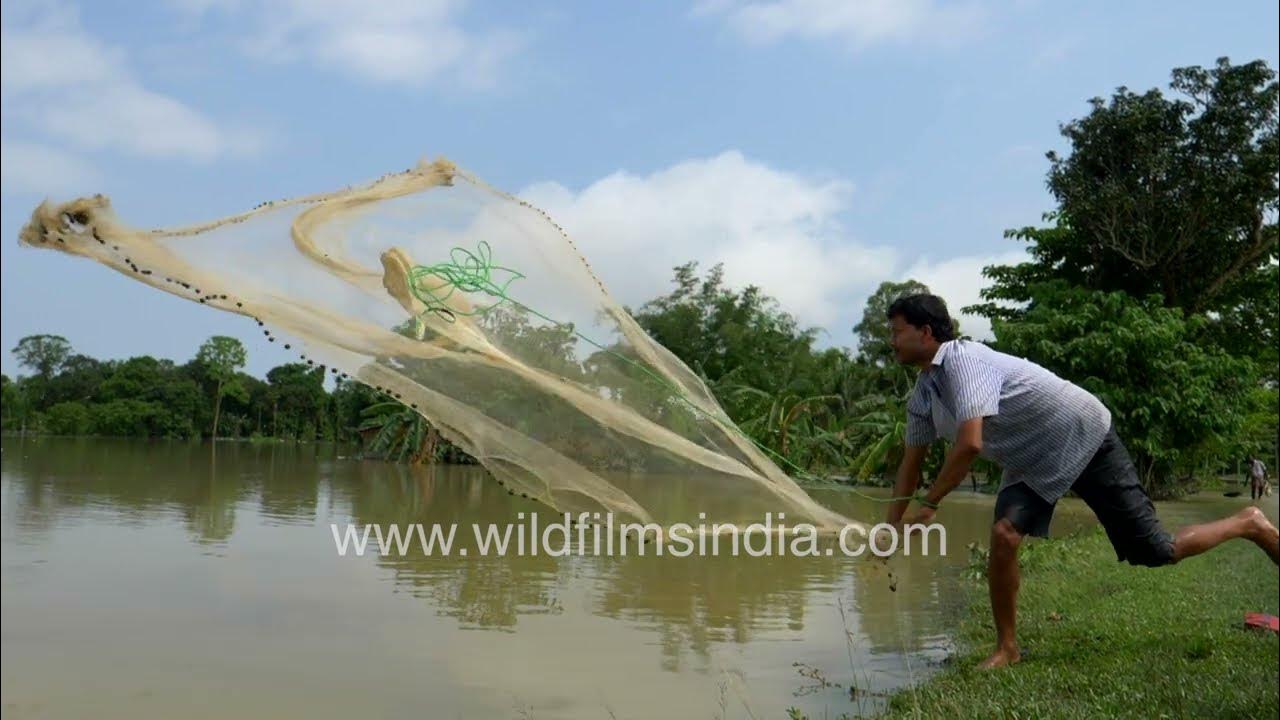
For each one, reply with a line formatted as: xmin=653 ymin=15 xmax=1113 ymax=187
xmin=358 ymin=400 xmax=439 ymax=465
xmin=716 ymin=382 xmax=845 ymax=469
xmin=845 ymin=393 xmax=909 ymax=482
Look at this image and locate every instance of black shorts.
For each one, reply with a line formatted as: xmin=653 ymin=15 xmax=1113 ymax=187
xmin=993 ymin=424 xmax=1176 ymax=567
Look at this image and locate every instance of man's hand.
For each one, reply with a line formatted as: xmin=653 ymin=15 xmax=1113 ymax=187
xmin=902 ymin=505 xmax=936 ymax=528
xmin=886 ymin=444 xmax=928 ymax=525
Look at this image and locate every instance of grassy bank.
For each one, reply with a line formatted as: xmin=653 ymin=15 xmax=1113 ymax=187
xmin=882 ymin=527 xmax=1279 ymax=719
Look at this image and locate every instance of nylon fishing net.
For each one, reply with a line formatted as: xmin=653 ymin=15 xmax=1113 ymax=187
xmin=18 ymin=159 xmax=861 ymax=534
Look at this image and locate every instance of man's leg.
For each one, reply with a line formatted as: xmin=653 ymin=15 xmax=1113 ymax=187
xmin=1073 ymin=430 xmax=1280 ymax=568
xmin=1170 ymin=506 xmax=1279 ymax=564
xmin=981 ymin=518 xmax=1024 ymax=669
xmin=984 ymin=484 xmax=1055 ymax=669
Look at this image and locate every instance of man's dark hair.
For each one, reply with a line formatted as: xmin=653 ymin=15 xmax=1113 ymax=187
xmin=886 ymin=294 xmax=956 ymax=342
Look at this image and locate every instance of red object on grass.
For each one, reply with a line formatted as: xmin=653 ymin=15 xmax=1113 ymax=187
xmin=1244 ymin=613 xmax=1279 ymax=633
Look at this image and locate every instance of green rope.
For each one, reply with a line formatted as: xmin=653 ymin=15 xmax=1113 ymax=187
xmin=406 ymin=241 xmax=525 ymax=323
xmin=407 ymin=243 xmax=934 ymax=510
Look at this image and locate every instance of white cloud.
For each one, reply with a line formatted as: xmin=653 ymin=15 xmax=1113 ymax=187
xmin=695 ymin=0 xmax=986 ymax=49
xmin=177 ymin=0 xmax=521 ymax=88
xmin=902 ymin=250 xmax=1028 ymax=339
xmin=520 ymin=151 xmax=896 ymax=334
xmin=520 ymin=152 xmax=1025 ymax=346
xmin=0 ymin=2 xmax=260 ymax=163
xmin=0 ymin=139 xmax=103 ymax=196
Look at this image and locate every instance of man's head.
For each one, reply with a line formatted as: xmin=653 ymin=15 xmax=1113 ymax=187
xmin=886 ymin=294 xmax=956 ymax=366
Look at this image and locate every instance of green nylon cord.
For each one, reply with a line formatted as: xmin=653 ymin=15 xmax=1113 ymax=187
xmin=406 ymin=242 xmax=933 ymax=510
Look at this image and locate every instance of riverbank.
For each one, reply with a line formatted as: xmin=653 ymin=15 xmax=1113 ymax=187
xmin=881 ymin=519 xmax=1279 ymax=718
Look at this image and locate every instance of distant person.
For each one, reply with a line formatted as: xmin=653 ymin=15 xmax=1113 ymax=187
xmin=1249 ymin=457 xmax=1270 ymax=501
xmin=882 ymin=294 xmax=1280 ymax=670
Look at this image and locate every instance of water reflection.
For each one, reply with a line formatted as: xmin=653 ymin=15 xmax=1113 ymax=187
xmin=0 ymin=436 xmax=1006 ymax=654
xmin=5 ymin=436 xmax=1241 ymax=718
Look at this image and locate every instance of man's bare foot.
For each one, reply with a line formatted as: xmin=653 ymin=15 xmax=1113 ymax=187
xmin=1241 ymin=506 xmax=1280 ymax=565
xmin=977 ymin=646 xmax=1021 ymax=670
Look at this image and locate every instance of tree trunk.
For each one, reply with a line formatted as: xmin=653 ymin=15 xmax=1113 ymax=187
xmin=417 ymin=426 xmax=440 ymax=465
xmin=211 ymin=379 xmax=224 ymax=440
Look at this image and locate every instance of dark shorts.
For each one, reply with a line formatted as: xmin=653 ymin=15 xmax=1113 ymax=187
xmin=993 ymin=424 xmax=1176 ymax=567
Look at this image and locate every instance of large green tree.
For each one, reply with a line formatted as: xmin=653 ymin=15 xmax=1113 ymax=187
xmin=44 ymin=354 xmax=110 ymax=406
xmin=265 ymin=363 xmax=327 ymax=439
xmin=970 ymin=58 xmax=1279 ymax=372
xmin=11 ymin=334 xmax=73 ymax=407
xmin=195 ymin=336 xmax=248 ymax=439
xmin=96 ymin=356 xmax=204 ymax=438
xmin=966 ymin=59 xmax=1279 ymax=492
xmin=12 ymin=335 xmax=72 ymax=379
xmin=991 ymin=284 xmax=1255 ymax=496
xmin=628 ymin=262 xmax=851 ymax=470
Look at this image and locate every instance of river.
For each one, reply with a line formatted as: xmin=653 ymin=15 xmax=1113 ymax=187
xmin=0 ymin=436 xmax=1254 ymax=719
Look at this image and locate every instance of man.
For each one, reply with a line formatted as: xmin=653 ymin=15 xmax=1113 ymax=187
xmin=882 ymin=294 xmax=1280 ymax=669
xmin=1249 ymin=457 xmax=1270 ymax=500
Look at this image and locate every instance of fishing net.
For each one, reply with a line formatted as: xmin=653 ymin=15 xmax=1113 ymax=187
xmin=18 ymin=159 xmax=861 ymax=533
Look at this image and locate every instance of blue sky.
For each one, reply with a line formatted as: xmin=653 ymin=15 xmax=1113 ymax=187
xmin=2 ymin=0 xmax=1277 ymax=378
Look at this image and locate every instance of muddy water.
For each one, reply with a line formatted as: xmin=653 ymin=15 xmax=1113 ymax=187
xmin=0 ymin=437 xmax=1255 ymax=719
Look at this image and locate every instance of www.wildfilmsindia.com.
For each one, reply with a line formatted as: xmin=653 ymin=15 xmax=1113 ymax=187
xmin=330 ymin=513 xmax=947 ymax=558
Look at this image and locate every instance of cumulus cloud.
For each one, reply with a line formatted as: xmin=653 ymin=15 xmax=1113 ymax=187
xmin=175 ymin=0 xmax=522 ymax=88
xmin=902 ymin=250 xmax=1029 ymax=340
xmin=695 ymin=0 xmax=987 ymax=49
xmin=519 ymin=151 xmax=1022 ymax=346
xmin=520 ymin=151 xmax=894 ymax=334
xmin=0 ymin=1 xmax=260 ymax=170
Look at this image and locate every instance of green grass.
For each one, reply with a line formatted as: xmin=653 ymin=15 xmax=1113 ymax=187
xmin=882 ymin=529 xmax=1279 ymax=719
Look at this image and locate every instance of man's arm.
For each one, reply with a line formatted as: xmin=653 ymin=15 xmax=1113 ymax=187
xmin=911 ymin=350 xmax=1001 ymax=517
xmin=887 ymin=444 xmax=928 ymax=524
xmin=919 ymin=417 xmax=983 ymax=510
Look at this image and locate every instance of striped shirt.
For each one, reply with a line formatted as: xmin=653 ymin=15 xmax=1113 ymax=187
xmin=905 ymin=339 xmax=1112 ymax=503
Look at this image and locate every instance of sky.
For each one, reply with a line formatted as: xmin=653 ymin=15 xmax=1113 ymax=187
xmin=2 ymin=0 xmax=1277 ymax=378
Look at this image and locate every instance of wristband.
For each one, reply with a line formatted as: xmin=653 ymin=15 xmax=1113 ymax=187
xmin=915 ymin=495 xmax=939 ymax=510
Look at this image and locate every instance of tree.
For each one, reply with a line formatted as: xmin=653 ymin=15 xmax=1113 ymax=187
xmin=44 ymin=354 xmax=110 ymax=406
xmin=990 ymin=284 xmax=1255 ymax=497
xmin=632 ymin=262 xmax=825 ymax=412
xmin=44 ymin=401 xmax=92 ymax=435
xmin=1 ymin=374 xmax=36 ymax=433
xmin=358 ymin=401 xmax=440 ymax=464
xmin=964 ymin=59 xmax=1279 ymax=494
xmin=195 ymin=336 xmax=248 ymax=439
xmin=970 ymin=58 xmax=1278 ymax=373
xmin=96 ymin=356 xmax=203 ymax=438
xmin=331 ymin=376 xmax=381 ymax=442
xmin=12 ymin=334 xmax=72 ymax=379
xmin=266 ymin=363 xmax=326 ymax=439
xmin=853 ymin=279 xmax=933 ymax=364
xmin=12 ymin=334 xmax=73 ymax=407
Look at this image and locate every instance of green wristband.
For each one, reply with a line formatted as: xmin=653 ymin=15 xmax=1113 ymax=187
xmin=915 ymin=495 xmax=939 ymax=510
